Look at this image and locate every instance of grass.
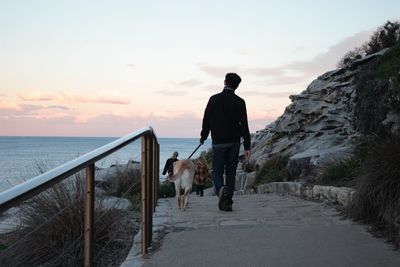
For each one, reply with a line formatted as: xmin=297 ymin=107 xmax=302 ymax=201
xmin=264 ymin=132 xmax=287 ymax=147
xmin=254 ymin=154 xmax=289 ymax=185
xmin=318 ymin=158 xmax=360 ymax=187
xmin=347 ymin=134 xmax=400 ymax=248
xmin=203 ymin=148 xmax=213 ymax=167
xmin=375 ymin=42 xmax=400 ymax=79
xmin=0 ymin=173 xmax=133 ymax=266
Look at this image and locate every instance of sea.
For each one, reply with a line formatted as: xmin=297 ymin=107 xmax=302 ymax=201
xmin=0 ymin=136 xmax=212 ymax=193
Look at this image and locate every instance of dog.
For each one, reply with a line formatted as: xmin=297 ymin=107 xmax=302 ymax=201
xmin=168 ymin=159 xmax=195 ymax=211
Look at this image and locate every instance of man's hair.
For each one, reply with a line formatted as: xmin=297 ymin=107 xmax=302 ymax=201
xmin=225 ymin=73 xmax=241 ymax=89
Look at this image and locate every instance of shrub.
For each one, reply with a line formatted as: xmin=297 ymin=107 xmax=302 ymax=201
xmin=375 ymin=42 xmax=400 ymax=80
xmin=364 ymin=21 xmax=400 ymax=55
xmin=388 ymin=73 xmax=400 ymax=113
xmin=347 ymin=134 xmax=400 ymax=248
xmin=254 ymin=154 xmax=289 ymax=185
xmin=319 ymin=157 xmax=360 ymax=187
xmin=337 ymin=20 xmax=400 ymax=68
xmin=203 ymin=148 xmax=213 ymax=167
xmin=337 ymin=47 xmax=364 ymax=68
xmin=159 ymin=181 xmax=173 ymax=198
xmin=265 ymin=132 xmax=286 ymax=146
xmin=0 ymin=175 xmax=129 ymax=266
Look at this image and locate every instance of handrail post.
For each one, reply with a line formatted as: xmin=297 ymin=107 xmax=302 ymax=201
xmin=84 ymin=164 xmax=95 ymax=267
xmin=147 ymin=135 xmax=153 ymax=247
xmin=152 ymin=139 xmax=159 ymax=212
xmin=141 ymin=134 xmax=151 ymax=255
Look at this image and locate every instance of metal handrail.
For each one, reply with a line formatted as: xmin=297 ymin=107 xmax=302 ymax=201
xmin=0 ymin=126 xmax=160 ymax=266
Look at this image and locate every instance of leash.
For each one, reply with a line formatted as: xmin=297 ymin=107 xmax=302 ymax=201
xmin=188 ymin=143 xmax=202 ymax=159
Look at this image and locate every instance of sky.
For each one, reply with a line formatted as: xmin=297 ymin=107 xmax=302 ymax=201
xmin=0 ymin=0 xmax=399 ymax=138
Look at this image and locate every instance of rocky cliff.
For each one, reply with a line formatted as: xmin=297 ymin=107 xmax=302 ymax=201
xmin=238 ymin=47 xmax=400 ymax=189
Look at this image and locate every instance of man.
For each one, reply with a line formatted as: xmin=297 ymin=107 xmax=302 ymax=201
xmin=200 ymin=73 xmax=251 ymax=211
xmin=162 ymin=151 xmax=179 ymax=197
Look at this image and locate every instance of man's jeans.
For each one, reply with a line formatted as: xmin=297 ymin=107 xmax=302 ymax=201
xmin=212 ymin=143 xmax=240 ymax=199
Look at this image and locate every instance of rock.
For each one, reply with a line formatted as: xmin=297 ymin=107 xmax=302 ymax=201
xmin=102 ymin=196 xmax=131 ymax=210
xmin=95 ymin=160 xmax=141 ymax=196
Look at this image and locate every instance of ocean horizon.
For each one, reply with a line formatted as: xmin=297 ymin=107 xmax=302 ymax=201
xmin=0 ymin=135 xmax=212 ymax=193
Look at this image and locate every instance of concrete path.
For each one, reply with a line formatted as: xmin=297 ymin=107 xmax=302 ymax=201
xmin=124 ymin=191 xmax=400 ymax=267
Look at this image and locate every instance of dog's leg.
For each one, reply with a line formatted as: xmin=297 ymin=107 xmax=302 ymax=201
xmin=182 ymin=187 xmax=192 ymax=210
xmin=175 ymin=182 xmax=181 ymax=210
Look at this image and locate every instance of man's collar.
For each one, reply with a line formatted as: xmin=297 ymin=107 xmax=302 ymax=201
xmin=223 ymin=86 xmax=235 ymax=91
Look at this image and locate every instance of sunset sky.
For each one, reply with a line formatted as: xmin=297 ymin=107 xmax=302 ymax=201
xmin=1 ymin=0 xmax=399 ymax=138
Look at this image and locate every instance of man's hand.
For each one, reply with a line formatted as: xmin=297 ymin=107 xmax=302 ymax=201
xmin=200 ymin=138 xmax=204 ymax=145
xmin=244 ymin=150 xmax=251 ymax=160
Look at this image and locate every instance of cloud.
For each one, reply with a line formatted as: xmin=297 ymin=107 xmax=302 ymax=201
xmin=126 ymin=64 xmax=136 ymax=67
xmin=236 ymin=48 xmax=252 ymax=55
xmin=0 ymin=101 xmax=21 ymax=111
xmin=18 ymin=90 xmax=130 ymax=105
xmin=0 ymin=106 xmax=277 ymax=137
xmin=153 ymin=90 xmax=187 ymax=96
xmin=19 ymin=91 xmax=53 ymax=101
xmin=202 ymin=84 xmax=222 ymax=92
xmin=198 ymin=63 xmax=242 ymax=78
xmin=198 ymin=30 xmax=372 ymax=86
xmin=283 ymin=30 xmax=372 ymax=77
xmin=0 ymin=102 xmax=73 ymax=120
xmin=47 ymin=105 xmax=69 ymax=110
xmin=177 ymin=79 xmax=203 ymax=87
xmin=240 ymin=90 xmax=294 ymax=98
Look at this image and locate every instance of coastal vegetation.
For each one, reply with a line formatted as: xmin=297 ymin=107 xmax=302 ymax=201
xmin=347 ymin=134 xmax=400 ymax=248
xmin=338 ymin=20 xmax=400 ymax=68
xmin=0 ymin=163 xmax=139 ymax=266
xmin=334 ymin=21 xmax=400 ymax=247
xmin=254 ymin=154 xmax=289 ymax=185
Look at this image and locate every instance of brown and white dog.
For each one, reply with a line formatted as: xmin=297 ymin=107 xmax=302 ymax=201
xmin=168 ymin=159 xmax=195 ymax=211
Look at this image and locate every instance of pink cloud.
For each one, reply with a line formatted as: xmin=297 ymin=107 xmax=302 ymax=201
xmin=18 ymin=91 xmax=54 ymax=101
xmin=0 ymin=109 xmax=276 ymax=138
xmin=197 ymin=63 xmax=243 ymax=78
xmin=240 ymin=90 xmax=295 ymax=98
xmin=153 ymin=90 xmax=187 ymax=96
xmin=18 ymin=90 xmax=130 ymax=105
xmin=176 ymin=79 xmax=203 ymax=87
xmin=198 ymin=30 xmax=372 ymax=86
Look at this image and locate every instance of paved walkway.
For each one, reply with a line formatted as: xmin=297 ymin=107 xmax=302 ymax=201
xmin=123 ymin=191 xmax=400 ymax=267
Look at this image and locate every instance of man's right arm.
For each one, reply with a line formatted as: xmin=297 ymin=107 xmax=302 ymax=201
xmin=162 ymin=159 xmax=171 ymax=175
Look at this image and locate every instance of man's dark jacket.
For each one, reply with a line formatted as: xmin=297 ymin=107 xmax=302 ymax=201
xmin=162 ymin=158 xmax=178 ymax=175
xmin=200 ymin=88 xmax=251 ymax=150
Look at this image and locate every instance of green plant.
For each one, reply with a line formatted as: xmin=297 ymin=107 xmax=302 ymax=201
xmin=159 ymin=182 xmax=172 ymax=198
xmin=254 ymin=154 xmax=289 ymax=185
xmin=347 ymin=134 xmax=400 ymax=248
xmin=337 ymin=47 xmax=364 ymax=68
xmin=319 ymin=158 xmax=360 ymax=187
xmin=375 ymin=42 xmax=400 ymax=79
xmin=203 ymin=148 xmax=213 ymax=167
xmin=364 ymin=21 xmax=400 ymax=55
xmin=0 ymin=175 xmax=129 ymax=266
xmin=0 ymin=243 xmax=7 ymax=251
xmin=337 ymin=20 xmax=400 ymax=68
xmin=388 ymin=73 xmax=400 ymax=112
xmin=265 ymin=132 xmax=286 ymax=147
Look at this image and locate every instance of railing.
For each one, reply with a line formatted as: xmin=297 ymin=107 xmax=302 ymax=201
xmin=0 ymin=127 xmax=159 ymax=266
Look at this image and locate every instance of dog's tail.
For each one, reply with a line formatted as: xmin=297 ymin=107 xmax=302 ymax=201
xmin=168 ymin=160 xmax=192 ymax=182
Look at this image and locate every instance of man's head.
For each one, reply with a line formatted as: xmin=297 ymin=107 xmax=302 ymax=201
xmin=172 ymin=151 xmax=179 ymax=159
xmin=224 ymin=73 xmax=241 ymax=89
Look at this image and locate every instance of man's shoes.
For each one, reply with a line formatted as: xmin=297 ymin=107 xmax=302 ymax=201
xmin=224 ymin=204 xmax=232 ymax=212
xmin=218 ymin=186 xmax=230 ymax=211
